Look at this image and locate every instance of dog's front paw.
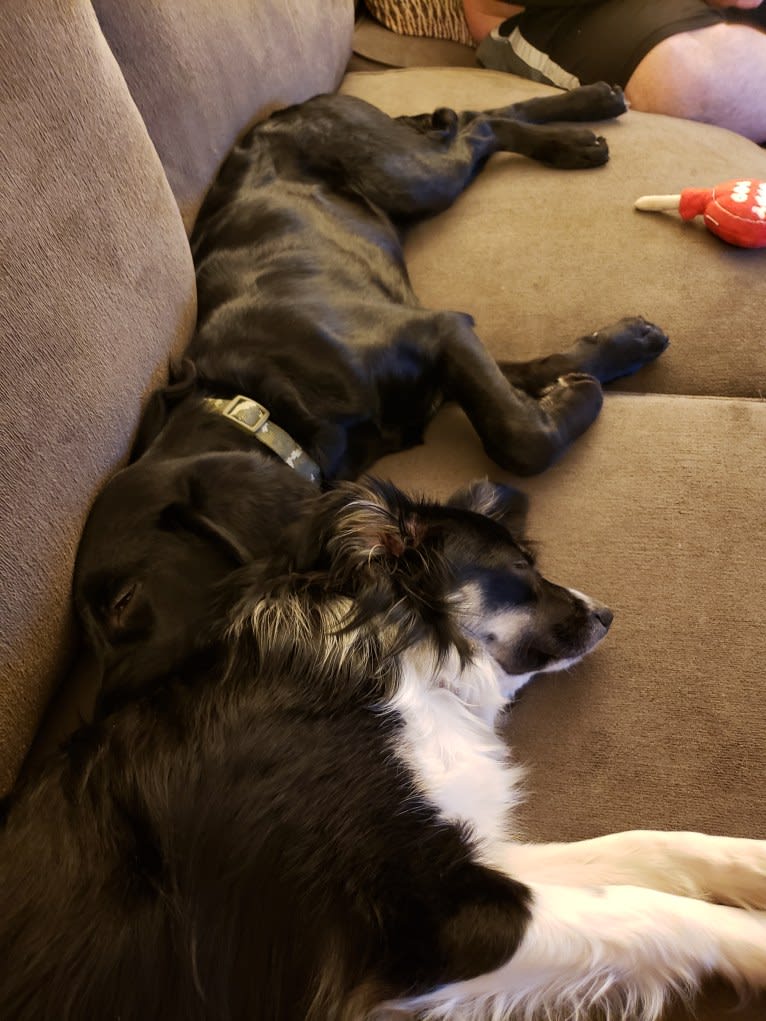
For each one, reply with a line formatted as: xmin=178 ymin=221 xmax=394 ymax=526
xmin=654 ymin=831 xmax=766 ymax=910
xmin=497 ymin=374 xmax=603 ymax=476
xmin=704 ymin=837 xmax=766 ymax=910
xmin=576 ymin=315 xmax=669 ymax=383
xmin=539 ymin=372 xmax=604 ymax=435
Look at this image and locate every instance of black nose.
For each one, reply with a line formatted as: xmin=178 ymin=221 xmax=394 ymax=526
xmin=593 ymin=604 xmax=614 ymax=629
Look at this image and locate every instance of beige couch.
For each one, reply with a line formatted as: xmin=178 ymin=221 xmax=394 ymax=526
xmin=1 ymin=1 xmax=765 ymax=1017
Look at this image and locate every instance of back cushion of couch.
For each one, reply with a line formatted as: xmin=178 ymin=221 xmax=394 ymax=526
xmin=93 ymin=0 xmax=355 ymax=232
xmin=0 ymin=0 xmax=196 ymax=793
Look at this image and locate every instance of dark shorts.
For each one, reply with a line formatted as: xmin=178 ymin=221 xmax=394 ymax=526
xmin=476 ymin=0 xmax=764 ymax=90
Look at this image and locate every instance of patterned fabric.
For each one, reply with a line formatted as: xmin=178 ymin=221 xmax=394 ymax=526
xmin=365 ymin=0 xmax=474 ymax=47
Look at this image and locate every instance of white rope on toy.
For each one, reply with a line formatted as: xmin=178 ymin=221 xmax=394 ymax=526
xmin=634 ymin=194 xmax=682 ymax=212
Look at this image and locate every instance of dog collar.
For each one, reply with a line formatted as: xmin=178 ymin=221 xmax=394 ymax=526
xmin=203 ymin=395 xmax=322 ymax=485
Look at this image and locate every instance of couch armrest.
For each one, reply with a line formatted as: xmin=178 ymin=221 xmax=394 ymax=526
xmin=0 ymin=0 xmax=196 ymax=793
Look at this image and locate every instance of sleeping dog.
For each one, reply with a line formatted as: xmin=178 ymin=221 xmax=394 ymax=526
xmin=4 ymin=480 xmax=766 ymax=1021
xmin=73 ymin=83 xmax=668 ymax=698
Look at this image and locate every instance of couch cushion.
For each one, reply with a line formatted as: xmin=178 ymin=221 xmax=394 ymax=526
xmin=0 ymin=0 xmax=196 ymax=793
xmin=373 ymin=392 xmax=766 ymax=1020
xmin=341 ymin=68 xmax=766 ymax=398
xmin=93 ymin=0 xmax=355 ymax=232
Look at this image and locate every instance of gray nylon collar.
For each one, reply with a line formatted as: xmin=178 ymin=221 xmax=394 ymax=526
xmin=203 ymin=395 xmax=322 ymax=486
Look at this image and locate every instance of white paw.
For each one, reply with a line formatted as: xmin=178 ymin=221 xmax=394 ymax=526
xmin=707 ymin=837 xmax=766 ymax=909
xmin=669 ymin=833 xmax=766 ymax=909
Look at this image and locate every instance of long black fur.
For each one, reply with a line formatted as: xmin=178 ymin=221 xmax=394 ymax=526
xmin=73 ymin=84 xmax=667 ymax=698
xmin=2 ymin=479 xmax=614 ymax=1021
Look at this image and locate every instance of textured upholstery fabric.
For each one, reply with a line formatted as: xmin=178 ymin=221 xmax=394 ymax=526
xmin=374 ymin=394 xmax=766 ymax=1020
xmin=0 ymin=0 xmax=196 ymax=792
xmin=93 ymin=0 xmax=355 ymax=232
xmin=341 ymin=68 xmax=766 ymax=398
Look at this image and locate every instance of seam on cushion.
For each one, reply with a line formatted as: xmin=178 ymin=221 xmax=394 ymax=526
xmin=606 ymin=391 xmax=766 ymax=406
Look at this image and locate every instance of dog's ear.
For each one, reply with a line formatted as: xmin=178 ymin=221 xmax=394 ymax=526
xmin=166 ymin=450 xmax=320 ymax=570
xmin=447 ymin=479 xmax=528 ymax=535
xmin=328 ymin=480 xmax=431 ymax=567
xmin=130 ymin=360 xmax=198 ymax=460
xmin=158 ymin=501 xmax=253 ymax=566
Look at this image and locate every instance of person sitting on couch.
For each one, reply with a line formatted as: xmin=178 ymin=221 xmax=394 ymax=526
xmin=464 ymin=0 xmax=766 ymax=143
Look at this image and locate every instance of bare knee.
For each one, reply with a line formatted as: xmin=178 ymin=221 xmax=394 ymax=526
xmin=625 ymin=26 xmax=730 ymax=121
xmin=626 ymin=22 xmax=766 ymax=141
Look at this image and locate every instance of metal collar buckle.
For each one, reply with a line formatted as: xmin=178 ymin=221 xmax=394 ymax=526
xmin=221 ymin=395 xmax=270 ymax=435
xmin=202 ymin=393 xmax=323 ymax=486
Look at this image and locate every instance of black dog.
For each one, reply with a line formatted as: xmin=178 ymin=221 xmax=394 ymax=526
xmin=6 ymin=480 xmax=766 ymax=1021
xmin=73 ymin=84 xmax=666 ymax=697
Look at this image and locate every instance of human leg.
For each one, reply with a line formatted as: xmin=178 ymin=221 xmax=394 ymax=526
xmin=625 ymin=21 xmax=766 ymax=142
xmin=476 ymin=0 xmax=723 ymax=90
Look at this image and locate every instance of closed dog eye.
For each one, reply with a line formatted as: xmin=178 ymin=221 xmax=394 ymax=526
xmin=111 ymin=584 xmax=136 ymax=616
xmin=103 ymin=581 xmax=139 ymax=633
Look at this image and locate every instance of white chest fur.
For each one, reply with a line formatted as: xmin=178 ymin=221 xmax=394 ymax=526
xmin=388 ymin=646 xmax=526 ymax=858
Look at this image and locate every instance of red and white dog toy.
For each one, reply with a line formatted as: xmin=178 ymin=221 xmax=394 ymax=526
xmin=635 ymin=178 xmax=766 ymax=248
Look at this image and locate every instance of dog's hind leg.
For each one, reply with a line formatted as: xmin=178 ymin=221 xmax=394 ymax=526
xmin=493 ymin=830 xmax=766 ymax=909
xmin=434 ymin=81 xmax=632 ymax=176
xmin=488 ymin=80 xmax=628 ymax=125
xmin=388 ymin=80 xmax=630 ymax=190
xmin=263 ymin=92 xmax=619 ymax=222
xmin=387 ymin=883 xmax=766 ymax=1021
xmin=435 ymin=312 xmax=604 ymax=475
xmin=499 ymin=315 xmax=670 ymax=393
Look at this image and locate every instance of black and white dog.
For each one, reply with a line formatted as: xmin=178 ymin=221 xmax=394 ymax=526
xmin=3 ymin=479 xmax=766 ymax=1021
xmin=73 ymin=83 xmax=668 ymax=699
